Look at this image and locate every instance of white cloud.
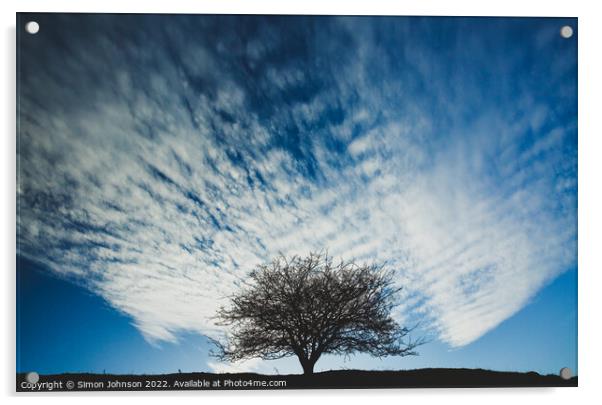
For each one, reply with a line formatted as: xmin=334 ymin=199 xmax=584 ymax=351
xmin=207 ymin=358 xmax=263 ymax=374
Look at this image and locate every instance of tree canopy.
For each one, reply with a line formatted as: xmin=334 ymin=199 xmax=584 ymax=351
xmin=212 ymin=252 xmax=424 ymax=375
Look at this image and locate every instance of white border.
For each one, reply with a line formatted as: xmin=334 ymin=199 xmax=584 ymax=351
xmin=2 ymin=1 xmax=601 ymax=404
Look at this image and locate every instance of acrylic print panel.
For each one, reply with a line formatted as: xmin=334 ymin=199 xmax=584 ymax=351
xmin=16 ymin=13 xmax=577 ymax=391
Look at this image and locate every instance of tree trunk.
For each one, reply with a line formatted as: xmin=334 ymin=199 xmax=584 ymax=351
xmin=300 ymin=358 xmax=316 ymax=375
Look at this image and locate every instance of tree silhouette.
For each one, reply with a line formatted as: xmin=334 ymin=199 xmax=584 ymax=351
xmin=212 ymin=252 xmax=424 ymax=375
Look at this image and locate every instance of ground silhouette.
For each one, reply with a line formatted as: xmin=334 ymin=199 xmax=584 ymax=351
xmin=17 ymin=368 xmax=577 ymax=391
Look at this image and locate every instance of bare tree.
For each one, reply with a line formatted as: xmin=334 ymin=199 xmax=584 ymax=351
xmin=212 ymin=252 xmax=424 ymax=375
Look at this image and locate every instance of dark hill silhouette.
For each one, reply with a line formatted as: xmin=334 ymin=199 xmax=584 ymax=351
xmin=17 ymin=368 xmax=577 ymax=391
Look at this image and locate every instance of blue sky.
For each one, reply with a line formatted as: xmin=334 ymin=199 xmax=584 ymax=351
xmin=17 ymin=257 xmax=576 ymax=375
xmin=17 ymin=14 xmax=577 ymax=375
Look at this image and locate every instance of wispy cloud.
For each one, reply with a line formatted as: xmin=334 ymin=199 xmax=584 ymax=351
xmin=18 ymin=15 xmax=576 ymax=365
